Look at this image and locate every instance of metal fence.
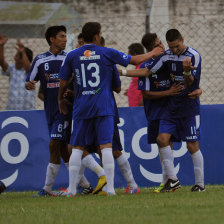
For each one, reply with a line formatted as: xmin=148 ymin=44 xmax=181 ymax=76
xmin=1 ymin=16 xmax=224 ymax=110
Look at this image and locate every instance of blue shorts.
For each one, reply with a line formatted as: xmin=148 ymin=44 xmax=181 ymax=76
xmin=85 ymin=123 xmax=123 ymax=153
xmin=148 ymin=120 xmax=181 ymax=144
xmin=48 ymin=115 xmax=71 ymax=143
xmin=70 ymin=116 xmax=114 ymax=146
xmin=159 ymin=115 xmax=200 ymax=142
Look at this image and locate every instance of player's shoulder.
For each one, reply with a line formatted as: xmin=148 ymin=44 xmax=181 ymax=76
xmin=185 ymin=46 xmax=201 ymax=57
xmin=140 ymin=58 xmax=154 ymax=68
xmin=35 ymin=51 xmax=51 ymax=60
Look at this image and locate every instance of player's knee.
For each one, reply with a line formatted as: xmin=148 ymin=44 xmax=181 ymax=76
xmin=113 ymin=150 xmax=122 ymax=159
xmin=187 ymin=141 xmax=199 ymax=154
xmin=156 ymin=135 xmax=169 ymax=148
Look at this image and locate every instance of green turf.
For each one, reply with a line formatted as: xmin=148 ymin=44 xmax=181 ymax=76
xmin=1 ymin=185 xmax=224 ymax=224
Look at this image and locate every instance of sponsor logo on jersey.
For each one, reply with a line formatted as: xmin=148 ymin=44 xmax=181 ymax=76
xmin=45 ymin=73 xmax=59 ymax=82
xmin=154 ymin=80 xmax=170 ymax=88
xmin=47 ymin=82 xmax=60 ymax=88
xmin=80 ymin=51 xmax=100 ymax=60
xmin=82 ymin=88 xmax=101 ymax=95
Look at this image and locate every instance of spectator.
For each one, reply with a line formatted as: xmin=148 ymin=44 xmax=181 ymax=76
xmin=124 ymin=43 xmax=144 ymax=107
xmin=0 ymin=35 xmax=35 ymax=110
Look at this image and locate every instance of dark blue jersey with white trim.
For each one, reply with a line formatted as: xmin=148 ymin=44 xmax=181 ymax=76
xmin=26 ymin=51 xmax=68 ymax=124
xmin=138 ymin=59 xmax=171 ymax=121
xmin=146 ymin=46 xmax=201 ymax=118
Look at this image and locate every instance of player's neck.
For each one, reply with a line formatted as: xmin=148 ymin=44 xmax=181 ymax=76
xmin=49 ymin=46 xmax=62 ymax=55
xmin=84 ymin=41 xmax=95 ymax=45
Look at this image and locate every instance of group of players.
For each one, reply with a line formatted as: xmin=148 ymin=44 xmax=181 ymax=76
xmin=0 ymin=21 xmax=204 ymax=196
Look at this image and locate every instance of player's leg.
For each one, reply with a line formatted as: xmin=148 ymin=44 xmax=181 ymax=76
xmin=0 ymin=181 xmax=6 ymax=194
xmin=182 ymin=115 xmax=205 ymax=192
xmin=98 ymin=116 xmax=115 ymax=195
xmin=112 ymin=125 xmax=139 ymax=194
xmin=39 ymin=138 xmax=62 ymax=196
xmin=157 ymin=119 xmax=180 ymax=192
xmin=67 ymin=118 xmax=90 ymax=196
xmin=80 ymin=150 xmax=106 ymax=194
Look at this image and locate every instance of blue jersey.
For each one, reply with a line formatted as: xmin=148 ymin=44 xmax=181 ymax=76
xmin=26 ymin=51 xmax=67 ymax=124
xmin=59 ymin=44 xmax=130 ymax=119
xmin=138 ymin=59 xmax=171 ymax=121
xmin=147 ymin=46 xmax=201 ymax=118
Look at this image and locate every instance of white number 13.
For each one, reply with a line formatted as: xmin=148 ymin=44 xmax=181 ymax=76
xmin=81 ymin=63 xmax=100 ymax=88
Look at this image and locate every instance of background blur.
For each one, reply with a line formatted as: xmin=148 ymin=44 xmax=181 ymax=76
xmin=0 ymin=0 xmax=224 ymax=110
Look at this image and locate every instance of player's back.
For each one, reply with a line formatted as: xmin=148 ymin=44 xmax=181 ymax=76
xmin=64 ymin=44 xmax=129 ymax=119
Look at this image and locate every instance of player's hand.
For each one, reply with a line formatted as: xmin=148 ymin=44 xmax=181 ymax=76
xmin=0 ymin=35 xmax=8 ymax=46
xmin=151 ymin=46 xmax=164 ymax=58
xmin=63 ymin=89 xmax=74 ymax=99
xmin=124 ymin=89 xmax=128 ymax=96
xmin=188 ymin=88 xmax=202 ymax=99
xmin=168 ymin=83 xmax=183 ymax=96
xmin=183 ymin=56 xmax=196 ymax=72
xmin=117 ymin=69 xmax=122 ymax=76
xmin=26 ymin=81 xmax=37 ymax=90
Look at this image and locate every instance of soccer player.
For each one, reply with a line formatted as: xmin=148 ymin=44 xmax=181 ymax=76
xmin=139 ymin=33 xmax=184 ymax=193
xmin=76 ymin=33 xmax=84 ymax=48
xmin=99 ymin=37 xmax=140 ymax=194
xmin=121 ymin=29 xmax=204 ymax=192
xmin=58 ymin=22 xmax=163 ymax=196
xmin=26 ymin=25 xmax=105 ymax=196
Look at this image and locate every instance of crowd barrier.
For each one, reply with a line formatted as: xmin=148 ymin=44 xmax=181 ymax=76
xmin=0 ymin=105 xmax=223 ymax=191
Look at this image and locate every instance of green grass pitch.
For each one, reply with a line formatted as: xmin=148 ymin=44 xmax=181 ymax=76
xmin=1 ymin=185 xmax=224 ymax=224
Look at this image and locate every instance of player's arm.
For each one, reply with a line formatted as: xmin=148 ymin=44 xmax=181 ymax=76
xmin=112 ymin=66 xmax=121 ymax=93
xmin=130 ymin=47 xmax=164 ymax=65
xmin=113 ymin=87 xmax=121 ymax=93
xmin=58 ymin=79 xmax=70 ymax=114
xmin=25 ymin=55 xmax=39 ymax=90
xmin=183 ymin=56 xmax=195 ymax=87
xmin=188 ymin=88 xmax=202 ymax=99
xmin=142 ymin=83 xmax=183 ymax=100
xmin=58 ymin=53 xmax=73 ymax=114
xmin=0 ymin=35 xmax=9 ymax=72
xmin=119 ymin=67 xmax=152 ymax=77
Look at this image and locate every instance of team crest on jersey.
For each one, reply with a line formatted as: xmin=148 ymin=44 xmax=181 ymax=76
xmin=170 ymin=73 xmax=175 ymax=82
xmin=45 ymin=73 xmax=50 ymax=81
xmin=139 ymin=81 xmax=143 ymax=86
xmin=123 ymin=54 xmax=128 ymax=60
xmin=84 ymin=50 xmax=95 ymax=58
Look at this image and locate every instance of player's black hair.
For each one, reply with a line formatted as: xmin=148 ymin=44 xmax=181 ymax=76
xmin=141 ymin=33 xmax=158 ymax=52
xmin=166 ymin=29 xmax=182 ymax=42
xmin=77 ymin=33 xmax=83 ymax=40
xmin=128 ymin=43 xmax=144 ymax=56
xmin=45 ymin=25 xmax=67 ymax=46
xmin=100 ymin=36 xmax=105 ymax=47
xmin=82 ymin=22 xmax=101 ymax=42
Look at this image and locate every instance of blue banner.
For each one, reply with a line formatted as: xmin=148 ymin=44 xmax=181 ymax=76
xmin=0 ymin=106 xmax=223 ymax=191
